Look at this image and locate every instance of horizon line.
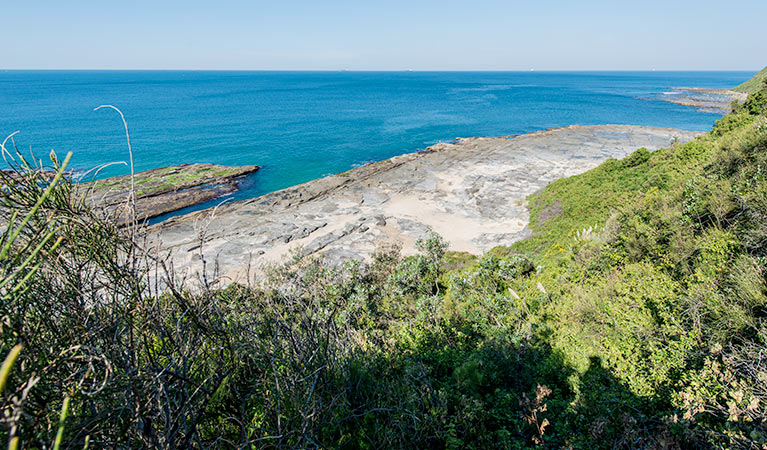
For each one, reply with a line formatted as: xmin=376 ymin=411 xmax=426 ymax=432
xmin=0 ymin=68 xmax=759 ymax=73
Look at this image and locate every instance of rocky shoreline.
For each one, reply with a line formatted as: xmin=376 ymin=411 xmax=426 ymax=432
xmin=81 ymin=163 xmax=259 ymax=222
xmin=660 ymin=87 xmax=747 ymax=113
xmin=151 ymin=125 xmax=701 ymax=284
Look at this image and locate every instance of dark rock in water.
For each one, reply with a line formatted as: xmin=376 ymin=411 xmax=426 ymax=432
xmin=79 ymin=163 xmax=259 ymax=223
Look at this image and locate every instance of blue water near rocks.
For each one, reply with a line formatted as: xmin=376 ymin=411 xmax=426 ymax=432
xmin=0 ymin=70 xmax=752 ymax=214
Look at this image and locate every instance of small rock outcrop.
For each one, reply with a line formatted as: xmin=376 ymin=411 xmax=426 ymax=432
xmin=81 ymin=163 xmax=259 ymax=222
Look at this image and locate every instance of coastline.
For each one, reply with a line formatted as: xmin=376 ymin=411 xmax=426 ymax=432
xmin=659 ymin=87 xmax=747 ymax=113
xmin=151 ymin=124 xmax=701 ymax=284
xmin=80 ymin=163 xmax=259 ymax=222
xmin=3 ymin=71 xmax=742 ymax=199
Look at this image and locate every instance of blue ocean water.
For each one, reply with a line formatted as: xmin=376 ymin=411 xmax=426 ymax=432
xmin=0 ymin=70 xmax=753 ymax=211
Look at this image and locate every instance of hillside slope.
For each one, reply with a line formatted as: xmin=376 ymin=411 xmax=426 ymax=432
xmin=734 ymin=66 xmax=767 ymax=94
xmin=496 ymin=83 xmax=767 ymax=448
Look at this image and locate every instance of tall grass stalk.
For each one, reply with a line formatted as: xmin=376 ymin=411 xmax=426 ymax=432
xmin=0 ymin=345 xmax=22 ymax=395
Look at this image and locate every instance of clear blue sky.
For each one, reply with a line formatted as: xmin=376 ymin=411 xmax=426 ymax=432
xmin=3 ymin=0 xmax=765 ymax=70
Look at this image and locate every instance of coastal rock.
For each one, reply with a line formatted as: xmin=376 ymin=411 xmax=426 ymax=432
xmin=80 ymin=163 xmax=259 ymax=222
xmin=659 ymin=87 xmax=748 ymax=113
xmin=152 ymin=125 xmax=701 ymax=284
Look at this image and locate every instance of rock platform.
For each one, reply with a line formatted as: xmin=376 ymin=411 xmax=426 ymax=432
xmin=152 ymin=125 xmax=701 ymax=283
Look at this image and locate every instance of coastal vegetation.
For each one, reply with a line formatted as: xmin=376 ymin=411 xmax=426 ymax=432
xmin=1 ymin=80 xmax=767 ymax=448
xmin=734 ymin=66 xmax=767 ymax=94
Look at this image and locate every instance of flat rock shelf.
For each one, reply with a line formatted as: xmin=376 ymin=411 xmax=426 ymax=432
xmin=661 ymin=87 xmax=748 ymax=113
xmin=152 ymin=125 xmax=701 ymax=284
xmin=82 ymin=163 xmax=260 ymax=222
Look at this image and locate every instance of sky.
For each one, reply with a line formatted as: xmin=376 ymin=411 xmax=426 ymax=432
xmin=2 ymin=0 xmax=765 ymax=71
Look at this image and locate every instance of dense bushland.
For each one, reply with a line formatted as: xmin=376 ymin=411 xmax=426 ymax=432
xmin=1 ymin=84 xmax=766 ymax=449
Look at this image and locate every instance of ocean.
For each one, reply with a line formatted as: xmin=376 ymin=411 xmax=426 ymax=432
xmin=0 ymin=70 xmax=752 ymax=216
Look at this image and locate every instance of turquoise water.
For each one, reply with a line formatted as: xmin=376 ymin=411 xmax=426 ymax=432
xmin=0 ymin=70 xmax=752 ymax=212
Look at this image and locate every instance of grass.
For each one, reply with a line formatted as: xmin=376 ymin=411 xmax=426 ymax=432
xmin=734 ymin=66 xmax=767 ymax=94
xmin=86 ymin=163 xmax=257 ymax=199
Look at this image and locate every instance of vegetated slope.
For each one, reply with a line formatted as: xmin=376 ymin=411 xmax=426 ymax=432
xmin=1 ymin=88 xmax=766 ymax=449
xmin=734 ymin=66 xmax=767 ymax=94
xmin=501 ymin=85 xmax=767 ymax=447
